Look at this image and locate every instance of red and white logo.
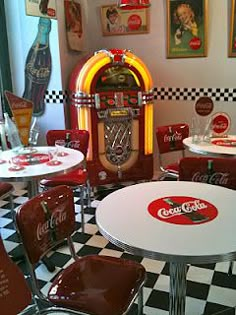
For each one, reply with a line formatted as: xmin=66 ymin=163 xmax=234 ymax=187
xmin=148 ymin=196 xmax=218 ymax=225
xmin=211 ymin=112 xmax=231 ymax=137
xmin=128 ymin=14 xmax=142 ymax=31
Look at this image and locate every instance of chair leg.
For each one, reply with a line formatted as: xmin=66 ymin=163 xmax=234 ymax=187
xmin=228 ymin=261 xmax=234 ymax=276
xmin=137 ymin=287 xmax=144 ymax=315
xmin=86 ymin=180 xmax=92 ymax=208
xmin=80 ymin=187 xmax=85 ymax=234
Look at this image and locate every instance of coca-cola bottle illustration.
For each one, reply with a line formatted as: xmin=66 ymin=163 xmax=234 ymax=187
xmin=163 ymin=198 xmax=209 ymax=223
xmin=22 ymin=17 xmax=52 ymax=116
xmin=168 ymin=126 xmax=176 ymax=150
xmin=207 ymin=159 xmax=214 ymax=184
xmin=41 ymin=201 xmax=57 ymax=242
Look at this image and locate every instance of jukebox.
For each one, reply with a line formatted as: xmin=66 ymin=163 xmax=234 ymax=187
xmin=68 ymin=49 xmax=154 ymax=186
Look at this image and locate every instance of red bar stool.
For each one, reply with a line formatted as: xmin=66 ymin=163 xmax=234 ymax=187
xmin=16 ymin=185 xmax=146 ymax=315
xmin=40 ymin=129 xmax=90 ymax=234
xmin=155 ymin=123 xmax=189 ymax=180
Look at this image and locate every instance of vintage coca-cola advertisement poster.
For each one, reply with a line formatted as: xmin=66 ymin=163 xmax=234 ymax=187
xmin=25 ymin=0 xmax=57 ymax=19
xmin=64 ymin=0 xmax=84 ymax=51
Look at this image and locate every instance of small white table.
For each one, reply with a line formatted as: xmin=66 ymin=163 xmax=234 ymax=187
xmin=96 ymin=181 xmax=236 ymax=315
xmin=183 ymin=136 xmax=236 ymax=158
xmin=0 ymin=146 xmax=84 ymax=198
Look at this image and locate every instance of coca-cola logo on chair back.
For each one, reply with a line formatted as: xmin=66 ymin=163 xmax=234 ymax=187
xmin=179 ymin=157 xmax=236 ymax=190
xmin=16 ymin=185 xmax=75 ymax=265
xmin=156 ymin=123 xmax=189 ymax=154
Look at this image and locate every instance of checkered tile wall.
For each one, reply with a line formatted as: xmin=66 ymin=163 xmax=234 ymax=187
xmin=44 ymin=88 xmax=236 ymax=103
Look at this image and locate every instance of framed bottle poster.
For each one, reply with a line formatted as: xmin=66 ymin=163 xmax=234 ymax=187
xmin=166 ymin=0 xmax=208 ymax=58
xmin=229 ymin=0 xmax=236 ymax=57
xmin=25 ymin=0 xmax=57 ymax=19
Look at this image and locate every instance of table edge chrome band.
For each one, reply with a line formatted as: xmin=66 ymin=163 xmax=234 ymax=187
xmin=97 ymin=222 xmax=236 ymax=265
xmin=185 ymin=145 xmax=236 ymax=159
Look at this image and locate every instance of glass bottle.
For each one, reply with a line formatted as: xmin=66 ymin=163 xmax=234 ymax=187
xmin=22 ymin=17 xmax=52 ymax=116
xmin=29 ymin=117 xmax=40 ymax=146
xmin=4 ymin=113 xmax=23 ymax=151
xmin=65 ymin=132 xmax=71 ymax=148
xmin=0 ymin=120 xmax=8 ymax=151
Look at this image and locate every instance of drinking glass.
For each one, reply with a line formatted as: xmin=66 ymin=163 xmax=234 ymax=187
xmin=8 ymin=154 xmax=24 ymax=171
xmin=48 ymin=148 xmax=60 ymax=165
xmin=191 ymin=117 xmax=201 ymax=144
xmin=55 ymin=139 xmax=68 ymax=157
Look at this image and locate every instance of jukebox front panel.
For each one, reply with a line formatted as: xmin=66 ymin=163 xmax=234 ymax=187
xmin=69 ymin=49 xmax=154 ymax=186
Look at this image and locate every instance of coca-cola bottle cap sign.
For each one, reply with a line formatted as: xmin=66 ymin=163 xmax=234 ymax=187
xmin=211 ymin=112 xmax=231 ymax=137
xmin=148 ymin=196 xmax=218 ymax=225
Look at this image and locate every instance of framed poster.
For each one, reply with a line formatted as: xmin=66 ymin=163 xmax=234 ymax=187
xmin=64 ymin=0 xmax=84 ymax=51
xmin=229 ymin=0 xmax=236 ymax=57
xmin=25 ymin=0 xmax=57 ymax=19
xmin=167 ymin=0 xmax=208 ymax=58
xmin=100 ymin=5 xmax=149 ymax=36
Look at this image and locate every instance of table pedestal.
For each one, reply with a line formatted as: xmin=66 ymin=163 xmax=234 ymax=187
xmin=170 ymin=262 xmax=187 ymax=315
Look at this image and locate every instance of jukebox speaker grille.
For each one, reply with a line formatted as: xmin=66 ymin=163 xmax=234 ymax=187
xmin=104 ymin=110 xmax=132 ymax=165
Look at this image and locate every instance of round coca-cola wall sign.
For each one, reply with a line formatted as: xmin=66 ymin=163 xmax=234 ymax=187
xmin=148 ymin=196 xmax=218 ymax=225
xmin=211 ymin=112 xmax=231 ymax=137
xmin=195 ymin=97 xmax=214 ymax=116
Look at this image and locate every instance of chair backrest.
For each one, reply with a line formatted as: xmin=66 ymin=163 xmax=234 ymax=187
xmin=0 ymin=233 xmax=32 ymax=315
xmin=179 ymin=157 xmax=236 ymax=190
xmin=155 ymin=123 xmax=189 ymax=154
xmin=16 ymin=185 xmax=76 ymax=265
xmin=46 ymin=129 xmax=89 ymax=157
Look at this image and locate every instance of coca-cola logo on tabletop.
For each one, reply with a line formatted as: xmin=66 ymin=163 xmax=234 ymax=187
xmin=192 ymin=172 xmax=229 ymax=185
xmin=148 ymin=196 xmax=218 ymax=225
xmin=127 ymin=14 xmax=142 ymax=31
xmin=211 ymin=139 xmax=236 ymax=147
xmin=13 ymin=153 xmax=49 ymax=166
xmin=37 ymin=209 xmax=66 ymax=241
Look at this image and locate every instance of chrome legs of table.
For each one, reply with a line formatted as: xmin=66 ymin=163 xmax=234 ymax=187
xmin=169 ymin=262 xmax=187 ymax=315
xmin=27 ymin=180 xmax=39 ymax=199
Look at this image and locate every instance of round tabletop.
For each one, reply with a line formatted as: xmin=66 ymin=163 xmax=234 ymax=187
xmin=0 ymin=146 xmax=84 ymax=182
xmin=96 ymin=181 xmax=236 ymax=264
xmin=183 ymin=135 xmax=236 ymax=157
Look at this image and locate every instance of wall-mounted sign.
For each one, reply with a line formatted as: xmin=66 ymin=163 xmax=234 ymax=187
xmin=195 ymin=97 xmax=214 ymax=116
xmin=25 ymin=0 xmax=57 ymax=19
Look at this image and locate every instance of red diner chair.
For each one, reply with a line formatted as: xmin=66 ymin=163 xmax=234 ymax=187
xmin=40 ymin=129 xmax=90 ymax=234
xmin=0 ymin=232 xmax=86 ymax=315
xmin=16 ymin=185 xmax=146 ymax=315
xmin=155 ymin=123 xmax=189 ymax=180
xmin=0 ymin=182 xmax=15 ymax=224
xmin=179 ymin=156 xmax=236 ymax=275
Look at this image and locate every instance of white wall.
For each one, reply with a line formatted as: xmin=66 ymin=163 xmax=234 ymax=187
xmin=4 ymin=0 xmax=236 ymax=173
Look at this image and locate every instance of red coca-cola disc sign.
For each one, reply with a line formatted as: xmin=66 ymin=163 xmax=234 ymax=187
xmin=212 ymin=112 xmax=231 ymax=137
xmin=148 ymin=196 xmax=218 ymax=225
xmin=128 ymin=14 xmax=142 ymax=31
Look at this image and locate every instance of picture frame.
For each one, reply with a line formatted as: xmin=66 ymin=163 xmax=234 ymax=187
xmin=25 ymin=0 xmax=57 ymax=19
xmin=166 ymin=0 xmax=208 ymax=58
xmin=100 ymin=4 xmax=149 ymax=36
xmin=229 ymin=0 xmax=236 ymax=57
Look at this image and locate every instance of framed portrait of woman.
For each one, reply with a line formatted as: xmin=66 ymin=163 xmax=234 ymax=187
xmin=229 ymin=0 xmax=236 ymax=57
xmin=167 ymin=0 xmax=208 ymax=58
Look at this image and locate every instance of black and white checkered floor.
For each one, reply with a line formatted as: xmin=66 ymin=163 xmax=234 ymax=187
xmin=1 ymin=182 xmax=236 ymax=315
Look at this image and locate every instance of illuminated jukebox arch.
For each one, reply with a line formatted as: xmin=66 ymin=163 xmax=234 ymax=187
xmin=69 ymin=49 xmax=154 ymax=186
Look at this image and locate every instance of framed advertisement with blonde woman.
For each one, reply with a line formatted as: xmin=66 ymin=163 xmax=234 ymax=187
xmin=229 ymin=0 xmax=236 ymax=57
xmin=167 ymin=0 xmax=208 ymax=58
xmin=100 ymin=4 xmax=149 ymax=36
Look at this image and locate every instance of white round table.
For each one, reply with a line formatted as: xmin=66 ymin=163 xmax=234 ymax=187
xmin=183 ymin=135 xmax=236 ymax=158
xmin=96 ymin=181 xmax=236 ymax=315
xmin=0 ymin=146 xmax=84 ymax=198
